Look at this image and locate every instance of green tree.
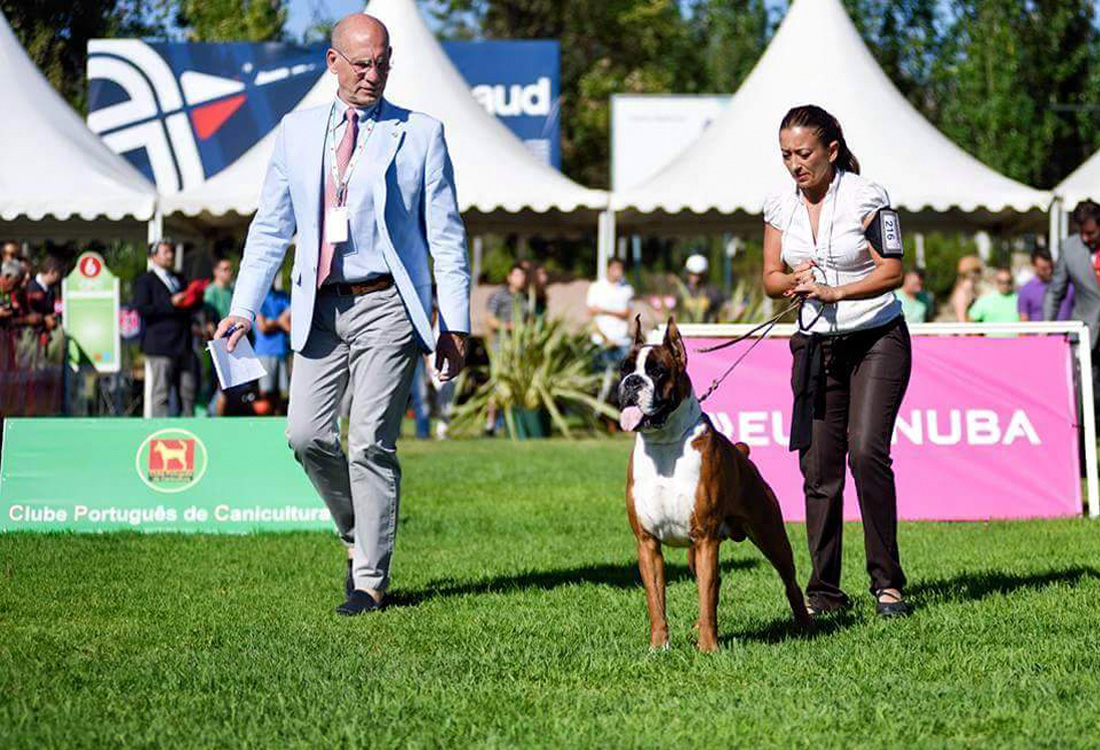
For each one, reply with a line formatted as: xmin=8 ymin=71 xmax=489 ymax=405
xmin=173 ymin=0 xmax=286 ymax=41
xmin=686 ymin=0 xmax=771 ymax=94
xmin=1 ymin=0 xmax=157 ymax=113
xmin=931 ymin=0 xmax=1099 ymax=187
xmin=427 ymin=0 xmax=705 ymax=188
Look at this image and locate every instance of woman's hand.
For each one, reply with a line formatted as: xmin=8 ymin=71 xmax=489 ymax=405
xmin=788 ymin=279 xmax=843 ymax=304
xmin=790 ymin=260 xmax=818 ymax=288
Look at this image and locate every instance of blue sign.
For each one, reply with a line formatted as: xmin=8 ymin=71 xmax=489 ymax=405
xmin=87 ymin=40 xmax=562 ymax=194
xmin=442 ymin=40 xmax=561 ymax=169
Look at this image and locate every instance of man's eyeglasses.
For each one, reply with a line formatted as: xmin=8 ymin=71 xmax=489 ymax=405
xmin=332 ymin=47 xmax=391 ymax=75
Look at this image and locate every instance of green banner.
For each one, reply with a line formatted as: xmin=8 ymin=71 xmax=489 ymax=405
xmin=0 ymin=418 xmax=330 ymax=533
xmin=62 ymin=252 xmax=121 ymax=373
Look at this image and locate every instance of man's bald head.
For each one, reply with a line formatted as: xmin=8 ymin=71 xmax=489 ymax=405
xmin=331 ymin=13 xmax=389 ymax=52
xmin=327 ymin=13 xmax=392 ymax=108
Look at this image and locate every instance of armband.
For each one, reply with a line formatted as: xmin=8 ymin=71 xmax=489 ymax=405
xmin=865 ymin=208 xmax=903 ymax=258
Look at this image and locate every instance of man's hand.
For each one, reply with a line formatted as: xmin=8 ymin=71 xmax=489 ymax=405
xmin=170 ymin=292 xmax=188 ymax=308
xmin=214 ymin=315 xmax=252 ymax=353
xmin=434 ymin=331 xmax=467 ymax=382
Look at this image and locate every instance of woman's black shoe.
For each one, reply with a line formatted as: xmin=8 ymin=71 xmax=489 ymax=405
xmin=875 ymin=592 xmax=913 ymax=618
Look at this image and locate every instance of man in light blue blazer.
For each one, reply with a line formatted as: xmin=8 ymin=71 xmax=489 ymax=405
xmin=216 ymin=13 xmax=470 ymax=616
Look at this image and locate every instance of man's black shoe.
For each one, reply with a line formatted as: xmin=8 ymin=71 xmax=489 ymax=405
xmin=336 ymin=590 xmax=385 ymax=617
xmin=345 ymin=560 xmax=353 ymax=598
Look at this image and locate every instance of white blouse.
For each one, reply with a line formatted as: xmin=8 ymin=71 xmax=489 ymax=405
xmin=764 ymin=170 xmax=902 ymax=335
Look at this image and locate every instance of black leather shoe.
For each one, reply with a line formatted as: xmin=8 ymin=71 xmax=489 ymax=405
xmin=875 ymin=591 xmax=913 ymax=618
xmin=345 ymin=560 xmax=353 ymax=598
xmin=336 ymin=590 xmax=385 ymax=617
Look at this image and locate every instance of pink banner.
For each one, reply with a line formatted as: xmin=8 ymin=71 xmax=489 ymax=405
xmin=686 ymin=334 xmax=1082 ymax=521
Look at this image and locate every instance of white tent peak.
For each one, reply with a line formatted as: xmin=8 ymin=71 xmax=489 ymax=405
xmin=163 ymin=0 xmax=606 ymax=221
xmin=0 ymin=10 xmax=156 ymax=222
xmin=1056 ymin=149 xmax=1100 ymax=209
xmin=613 ymin=0 xmax=1050 ymax=217
xmin=365 ymin=0 xmax=605 ymax=215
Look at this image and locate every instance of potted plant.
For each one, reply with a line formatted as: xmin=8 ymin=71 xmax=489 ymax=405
xmin=452 ymin=312 xmax=620 ymax=439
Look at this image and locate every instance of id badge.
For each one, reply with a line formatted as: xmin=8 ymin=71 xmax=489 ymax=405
xmin=325 ymin=207 xmax=349 ymax=244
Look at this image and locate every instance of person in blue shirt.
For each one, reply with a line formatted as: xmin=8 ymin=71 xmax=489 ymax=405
xmin=254 ymin=285 xmax=292 ymax=414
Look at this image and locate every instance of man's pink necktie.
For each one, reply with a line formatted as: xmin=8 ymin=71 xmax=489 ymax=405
xmin=317 ymin=108 xmax=359 ymax=288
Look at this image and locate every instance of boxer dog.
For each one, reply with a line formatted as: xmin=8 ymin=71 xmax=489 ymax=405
xmin=619 ymin=317 xmax=813 ymax=651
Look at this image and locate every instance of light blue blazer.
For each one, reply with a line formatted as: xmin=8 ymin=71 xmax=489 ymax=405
xmin=229 ymin=98 xmax=471 ymax=352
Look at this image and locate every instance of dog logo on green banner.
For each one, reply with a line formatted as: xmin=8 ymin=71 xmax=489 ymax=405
xmin=135 ymin=429 xmax=208 ymax=494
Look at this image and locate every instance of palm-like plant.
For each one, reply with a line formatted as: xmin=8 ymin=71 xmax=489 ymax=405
xmin=452 ymin=310 xmax=620 ymax=439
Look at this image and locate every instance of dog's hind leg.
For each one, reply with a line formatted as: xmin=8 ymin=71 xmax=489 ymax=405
xmin=694 ymin=537 xmax=721 ymax=652
xmin=747 ymin=493 xmax=814 ymax=631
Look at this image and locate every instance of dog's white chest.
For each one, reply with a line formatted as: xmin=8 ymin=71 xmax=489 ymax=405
xmin=631 ymin=425 xmax=706 ymax=547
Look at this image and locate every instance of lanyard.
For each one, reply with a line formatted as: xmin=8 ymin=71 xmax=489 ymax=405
xmin=797 ymin=171 xmax=842 ymax=330
xmin=328 ymin=102 xmax=377 ymax=205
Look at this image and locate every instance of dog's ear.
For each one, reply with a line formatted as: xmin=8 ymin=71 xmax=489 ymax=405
xmin=664 ymin=315 xmax=687 ymax=368
xmin=633 ymin=314 xmax=646 ymax=346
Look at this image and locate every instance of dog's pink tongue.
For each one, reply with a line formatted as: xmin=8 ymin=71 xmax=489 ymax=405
xmin=620 ymin=406 xmax=644 ymax=432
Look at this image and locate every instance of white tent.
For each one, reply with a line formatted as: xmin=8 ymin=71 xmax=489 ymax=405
xmin=0 ymin=11 xmax=156 ymax=242
xmin=162 ymin=0 xmax=607 ymax=234
xmin=612 ymin=0 xmax=1051 ymax=234
xmin=1056 ymin=150 xmax=1100 ymax=210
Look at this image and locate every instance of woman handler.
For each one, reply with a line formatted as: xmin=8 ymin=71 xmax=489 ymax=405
xmin=761 ymin=105 xmax=912 ymax=618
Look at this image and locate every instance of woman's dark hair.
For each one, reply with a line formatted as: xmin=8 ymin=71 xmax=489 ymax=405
xmin=780 ymin=105 xmax=860 ymax=175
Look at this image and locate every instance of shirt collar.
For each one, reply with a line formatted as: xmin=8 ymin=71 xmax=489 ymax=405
xmin=333 ymin=95 xmax=380 ymax=124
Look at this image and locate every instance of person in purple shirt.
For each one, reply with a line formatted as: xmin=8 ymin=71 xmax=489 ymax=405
xmin=1019 ymin=248 xmax=1073 ymax=321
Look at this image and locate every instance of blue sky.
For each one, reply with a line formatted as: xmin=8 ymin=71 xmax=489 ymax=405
xmin=285 ymin=0 xmax=369 ymax=40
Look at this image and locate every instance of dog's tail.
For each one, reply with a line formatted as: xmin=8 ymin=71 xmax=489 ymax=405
xmin=734 ymin=442 xmax=750 ymax=457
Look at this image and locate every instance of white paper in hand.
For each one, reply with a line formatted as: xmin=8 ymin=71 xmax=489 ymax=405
xmin=207 ymin=335 xmax=267 ymax=389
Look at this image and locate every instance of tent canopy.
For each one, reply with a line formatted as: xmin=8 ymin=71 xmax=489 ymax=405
xmin=162 ymin=0 xmax=606 ymax=233
xmin=1056 ymin=149 xmax=1100 ymax=210
xmin=612 ymin=0 xmax=1051 ymax=232
xmin=0 ymin=11 xmax=156 ymax=226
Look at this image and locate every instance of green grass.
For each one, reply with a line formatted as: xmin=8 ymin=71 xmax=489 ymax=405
xmin=2 ymin=438 xmax=1100 ymax=749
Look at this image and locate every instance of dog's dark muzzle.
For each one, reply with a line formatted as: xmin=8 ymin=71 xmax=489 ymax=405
xmin=619 ymin=374 xmax=645 ymax=406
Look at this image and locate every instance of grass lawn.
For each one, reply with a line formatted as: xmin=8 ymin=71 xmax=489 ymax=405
xmin=2 ymin=437 xmax=1100 ymax=749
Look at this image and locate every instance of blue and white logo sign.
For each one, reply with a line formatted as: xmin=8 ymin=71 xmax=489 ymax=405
xmin=87 ymin=41 xmax=327 ymax=195
xmin=443 ymin=40 xmax=561 ymax=168
xmin=86 ymin=39 xmax=563 ymax=194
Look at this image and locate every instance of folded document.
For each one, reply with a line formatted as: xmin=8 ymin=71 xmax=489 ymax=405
xmin=207 ymin=336 xmax=267 ymax=389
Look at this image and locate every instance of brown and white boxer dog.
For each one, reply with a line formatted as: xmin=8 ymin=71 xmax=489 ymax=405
xmin=619 ymin=317 xmax=813 ymax=651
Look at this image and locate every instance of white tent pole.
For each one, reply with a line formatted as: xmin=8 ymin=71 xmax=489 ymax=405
xmin=1049 ymin=199 xmax=1062 ymax=261
xmin=914 ymin=232 xmax=926 ymax=269
xmin=1061 ymin=204 xmax=1071 ymax=241
xmin=147 ymin=208 xmax=163 ymax=245
xmin=597 ymin=210 xmax=616 ymax=282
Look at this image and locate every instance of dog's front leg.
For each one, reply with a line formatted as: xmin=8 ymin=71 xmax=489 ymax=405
xmin=694 ymin=537 xmax=721 ymax=652
xmin=637 ymin=535 xmax=668 ymax=649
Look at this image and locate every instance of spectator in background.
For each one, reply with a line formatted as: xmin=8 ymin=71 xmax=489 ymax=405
xmin=1 ymin=241 xmax=18 ymax=264
xmin=253 ymin=284 xmax=292 ymax=415
xmin=1019 ymin=248 xmax=1073 ymax=322
xmin=968 ymin=268 xmax=1019 ymax=323
xmin=587 ymin=257 xmax=634 ymax=353
xmin=203 ymin=258 xmax=235 ymax=326
xmin=0 ymin=259 xmax=27 ymax=327
xmin=201 ymin=258 xmax=235 ymax=414
xmin=679 ymin=254 xmax=725 ymax=323
xmin=26 ymin=256 xmax=63 ymax=331
xmin=133 ymin=241 xmax=198 ymax=417
xmin=1045 ymin=200 xmax=1100 ymax=422
xmin=532 ymin=264 xmax=550 ymax=318
xmin=898 ymin=268 xmax=928 ymax=325
xmin=486 ymin=262 xmax=529 ymax=342
xmin=950 ymin=255 xmax=984 ymax=322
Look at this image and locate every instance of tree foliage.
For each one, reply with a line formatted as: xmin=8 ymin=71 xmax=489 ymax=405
xmin=1 ymin=0 xmax=156 ymax=113
xmin=172 ymin=0 xmax=286 ymax=42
